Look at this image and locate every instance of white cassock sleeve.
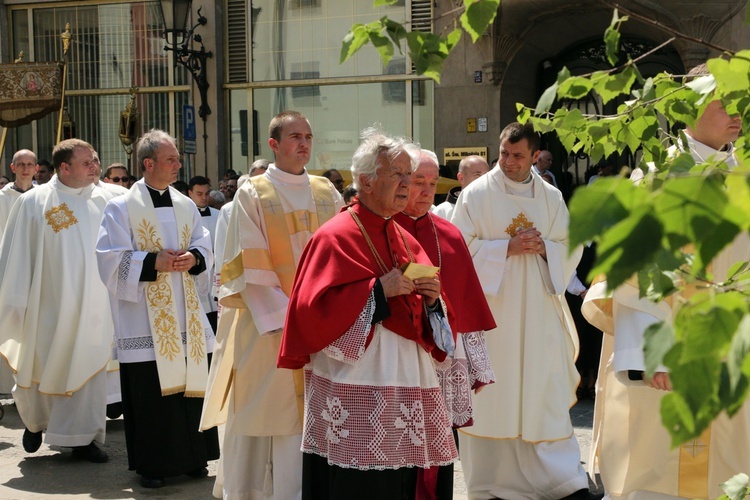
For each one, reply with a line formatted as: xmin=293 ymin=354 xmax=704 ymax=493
xmin=219 ymin=184 xmax=289 ymax=336
xmin=450 ymin=193 xmax=509 ymax=297
xmin=96 ymin=200 xmax=149 ymax=304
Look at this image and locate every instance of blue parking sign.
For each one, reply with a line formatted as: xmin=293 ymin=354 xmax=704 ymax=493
xmin=183 ymin=105 xmax=196 ymax=141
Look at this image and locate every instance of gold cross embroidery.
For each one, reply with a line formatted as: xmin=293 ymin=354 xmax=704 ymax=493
xmin=682 ymin=438 xmax=707 ymax=458
xmin=505 ymin=212 xmax=534 ymax=237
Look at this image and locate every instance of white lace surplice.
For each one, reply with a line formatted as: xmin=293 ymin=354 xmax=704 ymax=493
xmin=303 ymin=292 xmax=458 ymax=470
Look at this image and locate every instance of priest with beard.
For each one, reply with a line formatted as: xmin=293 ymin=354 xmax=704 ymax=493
xmin=278 ymin=128 xmax=458 ymax=499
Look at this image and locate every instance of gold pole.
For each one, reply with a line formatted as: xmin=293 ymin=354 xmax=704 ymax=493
xmin=56 ymin=23 xmax=72 ymax=145
xmin=0 ymin=128 xmax=8 ymax=165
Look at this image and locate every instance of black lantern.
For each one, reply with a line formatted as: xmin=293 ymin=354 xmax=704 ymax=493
xmin=158 ymin=0 xmax=213 ymax=120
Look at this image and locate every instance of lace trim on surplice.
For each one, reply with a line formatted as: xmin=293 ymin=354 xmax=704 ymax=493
xmin=322 ymin=290 xmax=375 ymax=365
xmin=302 ymin=370 xmax=457 ymax=470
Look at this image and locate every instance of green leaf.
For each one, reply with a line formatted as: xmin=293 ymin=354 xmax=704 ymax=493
xmin=590 ymin=207 xmax=663 ymax=289
xmin=653 ymin=174 xmax=741 ymax=270
xmin=592 ymin=66 xmax=638 ymax=104
xmin=557 ymin=76 xmax=593 ymax=100
xmin=660 ymin=391 xmax=697 ymax=447
xmin=340 ymin=24 xmax=370 ymax=63
xmin=460 ymin=0 xmax=500 ymax=43
xmin=373 ymin=0 xmax=399 ymax=5
xmin=673 ymin=293 xmax=746 ymax=363
xmin=568 ymin=176 xmax=645 ymax=246
xmin=726 ymin=315 xmax=750 ymax=406
xmin=603 ymin=9 xmax=622 ymax=66
xmin=643 ymin=321 xmax=674 ymax=377
xmin=384 ymin=19 xmax=407 ymax=48
xmin=709 ymin=56 xmax=750 ymax=95
xmin=369 ymin=31 xmax=394 ymax=65
xmin=535 ymin=82 xmax=558 ymax=116
xmin=516 ymin=104 xmax=532 ymax=124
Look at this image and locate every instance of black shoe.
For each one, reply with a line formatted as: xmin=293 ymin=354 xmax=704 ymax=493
xmin=560 ymin=489 xmax=604 ymax=500
xmin=22 ymin=428 xmax=43 ymax=453
xmin=140 ymin=476 xmax=165 ymax=488
xmin=187 ymin=466 xmax=208 ymax=478
xmin=71 ymin=442 xmax=108 ymax=463
xmin=106 ymin=402 xmax=123 ymax=419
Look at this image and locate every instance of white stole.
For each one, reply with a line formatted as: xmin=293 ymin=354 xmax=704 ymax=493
xmin=126 ymin=184 xmax=208 ymax=396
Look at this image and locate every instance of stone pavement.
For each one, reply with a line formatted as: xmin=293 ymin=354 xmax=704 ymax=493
xmin=0 ymin=395 xmax=601 ymax=499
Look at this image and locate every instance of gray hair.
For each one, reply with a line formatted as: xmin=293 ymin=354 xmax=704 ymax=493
xmin=208 ymin=190 xmax=225 ymax=204
xmin=135 ymin=129 xmax=177 ymax=173
xmin=419 ymin=149 xmax=439 ymax=168
xmin=350 ymin=127 xmax=415 ymax=191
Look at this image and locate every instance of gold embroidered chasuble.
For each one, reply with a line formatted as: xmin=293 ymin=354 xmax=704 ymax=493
xmin=126 ymin=184 xmax=208 ymax=397
xmin=200 ymin=169 xmax=340 ymax=434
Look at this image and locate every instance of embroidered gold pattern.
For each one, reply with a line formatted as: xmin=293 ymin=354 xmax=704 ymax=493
xmin=147 ymin=273 xmax=181 ymax=360
xmin=136 ymin=219 xmax=163 ymax=251
xmin=505 ymin=212 xmax=534 ymax=237
xmin=183 ymin=275 xmax=205 ymax=364
xmin=45 ymin=203 xmax=78 ymax=233
xmin=180 ymin=224 xmax=191 ymax=249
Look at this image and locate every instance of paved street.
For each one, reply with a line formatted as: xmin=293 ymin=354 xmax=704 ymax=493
xmin=0 ymin=394 xmax=601 ymax=499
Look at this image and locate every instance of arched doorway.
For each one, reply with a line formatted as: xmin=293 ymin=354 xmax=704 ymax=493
xmin=538 ymin=36 xmax=684 ymax=201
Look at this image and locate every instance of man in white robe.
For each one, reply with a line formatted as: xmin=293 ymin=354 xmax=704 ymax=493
xmin=0 ymin=139 xmax=113 ymax=463
xmin=451 ymin=122 xmax=590 ymax=499
xmin=431 ymin=155 xmax=489 ymax=221
xmin=188 ymin=175 xmax=220 ymax=332
xmin=0 ymin=149 xmax=37 ymax=395
xmin=96 ymin=129 xmax=219 ymax=488
xmin=583 ymin=66 xmax=750 ymax=499
xmin=0 ymin=149 xmax=36 ymax=231
xmin=200 ymin=111 xmax=342 ymax=500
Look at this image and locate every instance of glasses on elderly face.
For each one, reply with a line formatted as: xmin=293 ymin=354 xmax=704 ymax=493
xmin=108 ymin=176 xmax=128 ymax=183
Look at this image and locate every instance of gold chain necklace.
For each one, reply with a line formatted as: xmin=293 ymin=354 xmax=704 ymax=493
xmin=426 ymin=213 xmax=442 ymax=270
xmin=348 ymin=207 xmax=414 ymax=274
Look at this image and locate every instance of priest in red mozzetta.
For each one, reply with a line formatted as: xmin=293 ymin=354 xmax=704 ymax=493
xmin=278 ymin=128 xmax=458 ymax=499
xmin=394 ymin=146 xmax=496 ymax=500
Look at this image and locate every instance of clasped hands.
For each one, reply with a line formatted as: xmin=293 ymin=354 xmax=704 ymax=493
xmin=380 ymin=268 xmax=440 ymax=307
xmin=508 ymin=227 xmax=546 ymax=259
xmin=155 ymin=249 xmax=196 ymax=273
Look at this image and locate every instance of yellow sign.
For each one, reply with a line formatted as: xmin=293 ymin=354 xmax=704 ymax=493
xmin=466 ymin=118 xmax=477 ymax=133
xmin=443 ymin=147 xmax=488 ymax=163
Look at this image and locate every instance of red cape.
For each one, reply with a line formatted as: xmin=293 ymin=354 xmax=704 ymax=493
xmin=393 ymin=212 xmax=496 ymax=334
xmin=278 ymin=202 xmax=441 ymax=369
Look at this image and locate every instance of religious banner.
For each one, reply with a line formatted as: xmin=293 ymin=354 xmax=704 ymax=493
xmin=0 ymin=62 xmax=63 ymax=127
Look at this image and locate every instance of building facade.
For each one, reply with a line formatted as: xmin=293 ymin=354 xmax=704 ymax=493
xmin=0 ymin=0 xmax=746 ymax=185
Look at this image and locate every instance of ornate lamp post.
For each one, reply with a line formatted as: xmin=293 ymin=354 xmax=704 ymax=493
xmin=158 ymin=0 xmax=213 ymax=121
xmin=118 ymin=87 xmax=140 ymax=173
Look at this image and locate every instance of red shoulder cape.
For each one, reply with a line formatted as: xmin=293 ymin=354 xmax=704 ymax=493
xmin=393 ymin=212 xmax=496 ymax=334
xmin=278 ymin=202 xmax=440 ymax=369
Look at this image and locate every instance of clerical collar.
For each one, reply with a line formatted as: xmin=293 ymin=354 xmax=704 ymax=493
xmin=10 ymin=183 xmax=33 ymax=194
xmin=198 ymin=206 xmax=211 ymax=216
xmin=145 ymin=184 xmax=173 ymax=207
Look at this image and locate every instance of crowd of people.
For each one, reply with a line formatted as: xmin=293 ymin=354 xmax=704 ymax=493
xmin=0 ymin=62 xmax=747 ymax=500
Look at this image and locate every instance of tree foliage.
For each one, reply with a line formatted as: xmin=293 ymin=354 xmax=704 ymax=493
xmin=344 ymin=0 xmax=750 ymax=454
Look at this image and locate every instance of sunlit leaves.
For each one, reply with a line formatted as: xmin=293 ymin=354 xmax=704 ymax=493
xmin=340 ymin=0 xmax=500 ymax=81
xmin=460 ymin=0 xmax=500 ymax=43
xmin=603 ymin=9 xmax=627 ymax=66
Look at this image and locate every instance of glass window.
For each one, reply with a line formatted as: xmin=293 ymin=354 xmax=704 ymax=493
xmin=251 ymin=0 xmax=409 ymax=81
xmin=228 ymin=80 xmax=434 ymax=171
xmin=4 ymin=2 xmax=190 ymax=173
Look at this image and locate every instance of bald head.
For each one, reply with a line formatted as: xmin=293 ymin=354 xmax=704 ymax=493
xmin=10 ymin=149 xmax=37 ymax=189
xmin=457 ymin=155 xmax=489 ymax=189
xmin=536 ymin=150 xmax=553 ymax=173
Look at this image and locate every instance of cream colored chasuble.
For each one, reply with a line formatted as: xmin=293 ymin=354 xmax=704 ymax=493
xmin=126 ymin=185 xmax=208 ymax=396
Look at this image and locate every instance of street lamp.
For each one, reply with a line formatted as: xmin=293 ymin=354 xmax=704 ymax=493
xmin=158 ymin=0 xmax=213 ymax=120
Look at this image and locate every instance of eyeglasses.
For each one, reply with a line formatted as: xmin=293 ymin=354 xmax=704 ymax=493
xmin=108 ymin=177 xmax=128 ymax=183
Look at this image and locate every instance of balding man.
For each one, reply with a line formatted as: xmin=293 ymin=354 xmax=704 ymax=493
xmin=432 ymin=155 xmax=489 ymax=220
xmin=0 ymin=149 xmax=37 ymax=231
xmin=532 ymin=150 xmax=558 ymax=188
